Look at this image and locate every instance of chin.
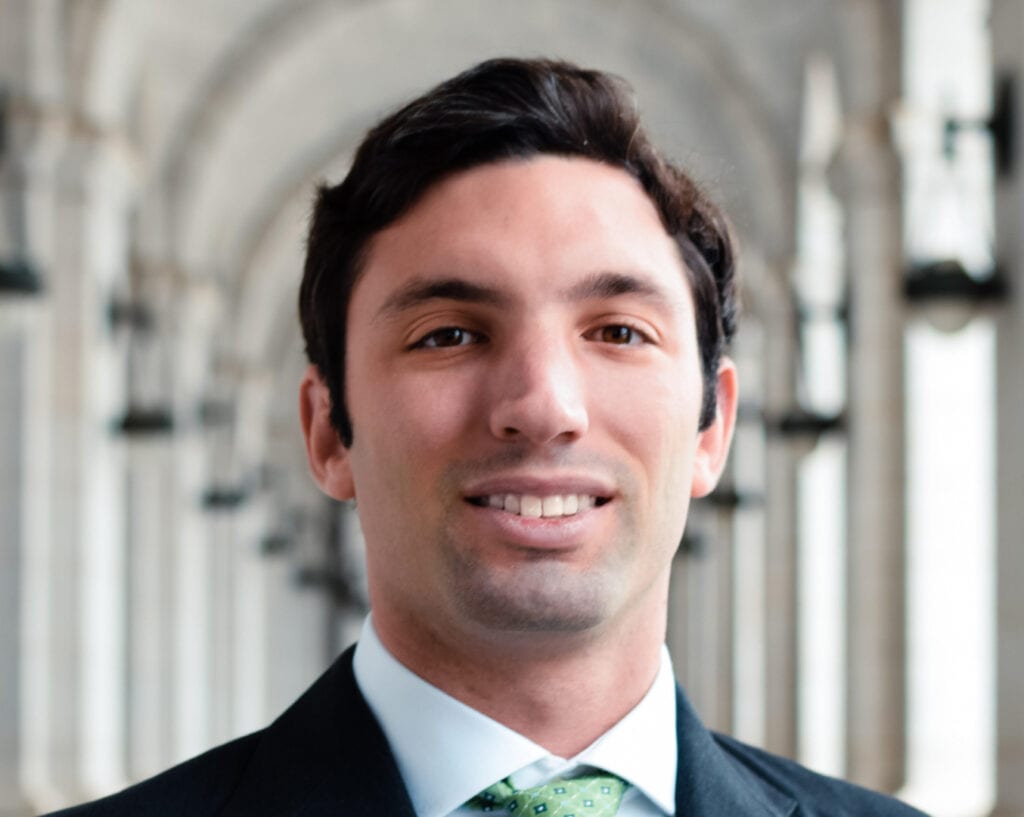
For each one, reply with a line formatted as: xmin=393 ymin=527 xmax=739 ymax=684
xmin=449 ymin=559 xmax=619 ymax=634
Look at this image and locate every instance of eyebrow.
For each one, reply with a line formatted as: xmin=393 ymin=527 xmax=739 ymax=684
xmin=376 ymin=278 xmax=509 ymax=319
xmin=375 ymin=269 xmax=673 ymax=320
xmin=561 ymin=270 xmax=670 ymax=304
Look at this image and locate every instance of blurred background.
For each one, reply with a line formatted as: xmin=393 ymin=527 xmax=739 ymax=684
xmin=1 ymin=0 xmax=1022 ymax=815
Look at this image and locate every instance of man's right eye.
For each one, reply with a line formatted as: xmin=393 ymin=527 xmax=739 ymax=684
xmin=413 ymin=327 xmax=482 ymax=349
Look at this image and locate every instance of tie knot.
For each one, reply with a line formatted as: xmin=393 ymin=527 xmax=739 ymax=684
xmin=467 ymin=772 xmax=629 ymax=816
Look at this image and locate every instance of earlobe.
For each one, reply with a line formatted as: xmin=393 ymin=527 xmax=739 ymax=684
xmin=691 ymin=358 xmax=739 ymax=498
xmin=299 ymin=365 xmax=355 ymax=501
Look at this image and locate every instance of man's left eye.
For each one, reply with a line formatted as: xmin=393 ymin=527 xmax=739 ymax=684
xmin=414 ymin=327 xmax=481 ymax=348
xmin=593 ymin=324 xmax=648 ymax=345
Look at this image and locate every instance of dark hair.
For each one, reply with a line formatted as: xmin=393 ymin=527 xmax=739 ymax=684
xmin=299 ymin=57 xmax=738 ymax=446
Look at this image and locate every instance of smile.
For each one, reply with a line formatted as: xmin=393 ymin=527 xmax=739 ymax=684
xmin=466 ymin=493 xmax=611 ymax=518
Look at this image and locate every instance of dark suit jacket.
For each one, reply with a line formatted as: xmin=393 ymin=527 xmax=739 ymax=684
xmin=45 ymin=646 xmax=928 ymax=816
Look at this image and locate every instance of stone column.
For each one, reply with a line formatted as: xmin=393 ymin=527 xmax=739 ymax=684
xmin=706 ymin=504 xmax=737 ymax=735
xmin=762 ymin=270 xmax=800 ymax=760
xmin=231 ymin=496 xmax=270 ymax=736
xmin=200 ymin=370 xmax=257 ymax=748
xmin=0 ymin=307 xmax=38 ymax=817
xmin=726 ymin=318 xmax=769 ymax=748
xmin=206 ymin=508 xmax=237 ymax=747
xmin=230 ymin=372 xmax=272 ymax=736
xmin=264 ymin=505 xmax=336 ymax=715
xmin=168 ymin=279 xmax=219 ymax=762
xmin=1 ymin=12 xmax=53 ymax=809
xmin=125 ymin=436 xmax=176 ymax=781
xmin=75 ymin=139 xmax=134 ymax=800
xmin=171 ymin=427 xmax=213 ymax=762
xmin=835 ymin=0 xmax=907 ymax=792
xmin=667 ymin=499 xmax=735 ymax=734
xmin=1 ymin=0 xmax=72 ymax=809
xmin=990 ymin=3 xmax=1024 ymax=814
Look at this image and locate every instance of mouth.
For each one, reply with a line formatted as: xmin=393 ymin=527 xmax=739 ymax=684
xmin=465 ymin=493 xmax=612 ymax=519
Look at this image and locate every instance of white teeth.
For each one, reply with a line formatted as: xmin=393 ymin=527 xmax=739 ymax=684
xmin=520 ymin=495 xmax=543 ymax=518
xmin=541 ymin=496 xmax=563 ymax=517
xmin=483 ymin=493 xmax=601 ymax=518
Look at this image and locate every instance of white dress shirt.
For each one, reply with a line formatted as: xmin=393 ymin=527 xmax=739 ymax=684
xmin=353 ymin=617 xmax=677 ymax=817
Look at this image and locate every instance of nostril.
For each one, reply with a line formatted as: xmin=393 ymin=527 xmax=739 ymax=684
xmin=488 ymin=376 xmax=589 ymax=443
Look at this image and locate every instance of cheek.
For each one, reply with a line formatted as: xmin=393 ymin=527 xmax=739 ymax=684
xmin=596 ymin=367 xmax=701 ymax=526
xmin=348 ymin=367 xmax=482 ymax=489
xmin=599 ymin=364 xmax=701 ymax=457
xmin=393 ymin=370 xmax=482 ymax=446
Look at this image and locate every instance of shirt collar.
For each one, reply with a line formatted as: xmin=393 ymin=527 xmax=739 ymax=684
xmin=353 ymin=616 xmax=677 ymax=817
xmin=573 ymin=649 xmax=678 ymax=813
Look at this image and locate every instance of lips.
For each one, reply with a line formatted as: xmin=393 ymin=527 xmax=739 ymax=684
xmin=467 ymin=493 xmax=608 ymax=518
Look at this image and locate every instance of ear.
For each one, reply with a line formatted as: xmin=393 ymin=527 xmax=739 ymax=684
xmin=299 ymin=365 xmax=355 ymax=501
xmin=691 ymin=357 xmax=739 ymax=498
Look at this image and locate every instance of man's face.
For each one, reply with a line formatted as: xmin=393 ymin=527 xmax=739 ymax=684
xmin=302 ymin=156 xmax=736 ymax=649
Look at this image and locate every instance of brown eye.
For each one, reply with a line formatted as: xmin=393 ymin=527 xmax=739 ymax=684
xmin=417 ymin=327 xmax=480 ymax=348
xmin=600 ymin=325 xmax=639 ymax=345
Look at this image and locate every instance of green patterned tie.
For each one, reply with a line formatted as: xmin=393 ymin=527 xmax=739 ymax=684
xmin=466 ymin=773 xmax=629 ymax=816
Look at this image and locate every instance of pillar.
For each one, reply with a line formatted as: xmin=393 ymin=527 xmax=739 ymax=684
xmin=835 ymin=0 xmax=908 ymax=792
xmin=169 ymin=285 xmax=215 ymax=763
xmin=125 ymin=436 xmax=176 ymax=780
xmin=0 ymin=307 xmax=38 ymax=817
xmin=1 ymin=0 xmax=74 ymax=809
xmin=762 ymin=267 xmax=800 ymax=759
xmin=990 ymin=3 xmax=1024 ymax=814
xmin=667 ymin=498 xmax=735 ymax=734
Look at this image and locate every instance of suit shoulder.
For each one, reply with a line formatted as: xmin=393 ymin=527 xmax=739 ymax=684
xmin=711 ymin=732 xmax=930 ymax=817
xmin=41 ymin=731 xmax=263 ymax=817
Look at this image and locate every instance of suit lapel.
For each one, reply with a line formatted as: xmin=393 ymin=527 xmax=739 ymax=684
xmin=674 ymin=685 xmax=796 ymax=817
xmin=220 ymin=649 xmax=799 ymax=816
xmin=220 ymin=647 xmax=416 ymax=817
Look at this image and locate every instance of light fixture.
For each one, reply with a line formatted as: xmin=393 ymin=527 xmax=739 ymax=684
xmin=764 ymin=410 xmax=845 ymax=459
xmin=943 ymin=74 xmax=1015 ymax=179
xmin=201 ymin=485 xmax=248 ymax=510
xmin=1 ymin=88 xmax=45 ymax=296
xmin=904 ymin=258 xmax=1008 ymax=333
xmin=113 ymin=405 xmax=174 ymax=435
xmin=0 ymin=258 xmax=43 ymax=294
xmin=108 ymin=298 xmax=154 ymax=331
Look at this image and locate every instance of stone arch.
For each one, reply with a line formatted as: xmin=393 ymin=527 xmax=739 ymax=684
xmin=117 ymin=0 xmax=805 ymax=503
xmin=155 ymin=0 xmax=798 ymax=326
xmin=72 ymin=1 xmax=803 ymax=440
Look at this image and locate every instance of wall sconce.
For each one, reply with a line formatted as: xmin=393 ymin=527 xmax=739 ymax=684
xmin=678 ymin=486 xmax=760 ymax=560
xmin=1 ymin=90 xmax=44 ymax=297
xmin=0 ymin=257 xmax=43 ymax=294
xmin=765 ymin=409 xmax=845 ymax=458
xmin=110 ymin=296 xmax=174 ymax=436
xmin=201 ymin=485 xmax=249 ymax=510
xmin=260 ymin=533 xmax=293 ymax=556
xmin=108 ymin=298 xmax=154 ymax=332
xmin=679 ymin=530 xmax=707 ymax=558
xmin=943 ymin=73 xmax=1015 ymax=179
xmin=113 ymin=405 xmax=174 ymax=435
xmin=293 ymin=564 xmax=364 ymax=609
xmin=904 ymin=258 xmax=1009 ymax=333
xmin=198 ymin=398 xmax=235 ymax=428
xmin=704 ymin=486 xmax=761 ymax=510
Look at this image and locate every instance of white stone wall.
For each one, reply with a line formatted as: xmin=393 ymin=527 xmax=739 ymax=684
xmin=0 ymin=1 xmax=1014 ymax=815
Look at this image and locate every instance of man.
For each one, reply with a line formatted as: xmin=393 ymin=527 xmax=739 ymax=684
xmin=48 ymin=58 xmax=926 ymax=817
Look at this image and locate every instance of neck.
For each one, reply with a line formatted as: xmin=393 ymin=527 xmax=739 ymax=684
xmin=372 ymin=600 xmax=667 ymax=757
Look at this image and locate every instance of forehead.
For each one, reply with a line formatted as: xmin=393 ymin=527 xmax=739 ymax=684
xmin=356 ymin=156 xmax=692 ymax=308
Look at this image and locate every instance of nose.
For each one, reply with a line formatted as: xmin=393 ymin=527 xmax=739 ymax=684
xmin=487 ymin=333 xmax=590 ymax=445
